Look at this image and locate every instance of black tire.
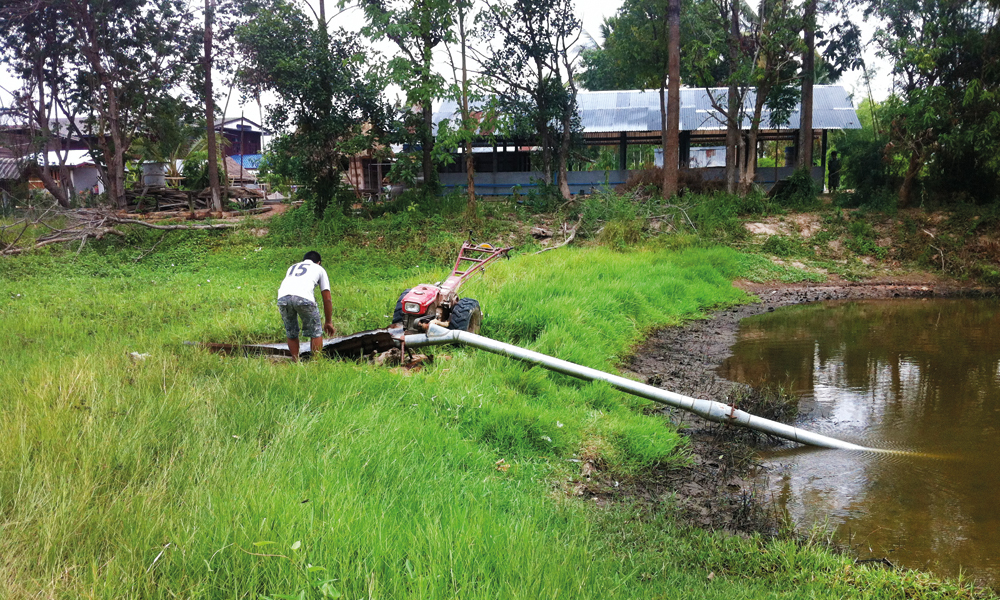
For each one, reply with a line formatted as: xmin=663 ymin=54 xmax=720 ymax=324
xmin=449 ymin=298 xmax=482 ymax=334
xmin=391 ymin=288 xmax=412 ymax=325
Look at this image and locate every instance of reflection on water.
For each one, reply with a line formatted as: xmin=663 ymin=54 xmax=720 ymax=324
xmin=719 ymin=298 xmax=1000 ymax=587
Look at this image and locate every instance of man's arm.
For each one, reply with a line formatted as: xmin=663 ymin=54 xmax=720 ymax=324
xmin=321 ymin=289 xmax=335 ymax=336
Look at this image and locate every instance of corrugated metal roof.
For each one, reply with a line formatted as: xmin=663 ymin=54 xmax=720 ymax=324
xmin=432 ymin=85 xmax=861 ymax=135
xmin=0 ymin=158 xmax=25 ymax=180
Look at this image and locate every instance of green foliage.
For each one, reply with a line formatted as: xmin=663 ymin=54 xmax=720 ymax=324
xmin=130 ymin=96 xmax=203 ymax=164
xmin=834 ymin=127 xmax=898 ymax=211
xmin=1 ymin=0 xmax=200 ymax=206
xmin=580 ymin=189 xmax=781 ymax=250
xmin=579 ymin=0 xmax=681 ymax=92
xmin=236 ymin=0 xmax=390 ymax=217
xmin=181 ymin=157 xmax=209 ymax=192
xmin=773 ymin=167 xmax=821 ymax=211
xmin=860 ymin=1 xmax=1000 ymax=206
xmin=844 ymin=219 xmax=887 ymax=259
xmin=686 ymin=190 xmax=779 ymax=240
xmin=599 ymin=218 xmax=646 ymax=250
xmin=521 ymin=180 xmax=564 ymax=213
xmin=761 ymin=235 xmax=799 ymax=257
xmin=477 ymin=0 xmax=581 ymax=183
xmin=353 ymin=0 xmax=460 ymax=189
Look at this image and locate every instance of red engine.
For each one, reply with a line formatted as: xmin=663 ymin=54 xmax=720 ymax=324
xmin=401 ymin=284 xmax=441 ymax=316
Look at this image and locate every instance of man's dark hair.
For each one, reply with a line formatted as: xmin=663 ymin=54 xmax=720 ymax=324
xmin=303 ymin=251 xmax=322 ymax=263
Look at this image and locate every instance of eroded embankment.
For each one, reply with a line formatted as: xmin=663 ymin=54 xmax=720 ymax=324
xmin=576 ymin=277 xmax=993 ymax=534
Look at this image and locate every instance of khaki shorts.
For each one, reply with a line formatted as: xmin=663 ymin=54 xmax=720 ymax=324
xmin=277 ymin=295 xmax=322 ymax=339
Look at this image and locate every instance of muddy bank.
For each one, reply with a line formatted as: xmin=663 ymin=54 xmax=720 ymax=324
xmin=574 ymin=277 xmax=991 ymax=534
xmin=628 ymin=276 xmax=987 ymax=401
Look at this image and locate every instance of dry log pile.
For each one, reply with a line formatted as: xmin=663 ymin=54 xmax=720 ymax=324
xmin=126 ymin=186 xmax=265 ymax=212
xmin=125 ymin=187 xmax=200 ymax=212
xmin=1 ymin=207 xmax=239 ymax=256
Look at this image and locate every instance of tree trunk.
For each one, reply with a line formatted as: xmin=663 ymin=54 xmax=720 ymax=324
xmin=797 ymin=0 xmax=817 ymax=171
xmin=422 ymin=101 xmax=435 ymax=189
xmin=534 ymin=60 xmax=553 ymax=186
xmin=663 ymin=0 xmax=680 ymax=199
xmin=556 ymin=37 xmax=577 ymax=201
xmin=421 ymin=35 xmax=436 ymax=191
xmin=33 ymin=64 xmax=71 ymax=208
xmin=724 ymin=2 xmax=740 ymax=195
xmin=541 ymin=128 xmax=553 ymax=185
xmin=459 ymin=10 xmax=476 ymax=216
xmin=558 ymin=110 xmax=572 ymax=200
xmin=899 ymin=149 xmax=922 ymax=208
xmin=72 ymin=1 xmax=127 ymax=208
xmin=105 ymin=89 xmax=127 ymax=208
xmin=740 ymin=84 xmax=769 ymax=193
xmin=740 ymin=131 xmax=760 ymax=194
xmin=659 ymin=83 xmax=669 ymax=193
xmin=204 ymin=0 xmax=222 ymax=213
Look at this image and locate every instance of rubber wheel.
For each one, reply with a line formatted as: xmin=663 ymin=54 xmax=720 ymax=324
xmin=449 ymin=298 xmax=482 ymax=334
xmin=391 ymin=288 xmax=412 ymax=325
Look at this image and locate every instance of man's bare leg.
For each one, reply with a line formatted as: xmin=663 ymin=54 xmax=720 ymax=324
xmin=287 ymin=338 xmax=300 ymax=362
xmin=310 ymin=336 xmax=323 ymax=358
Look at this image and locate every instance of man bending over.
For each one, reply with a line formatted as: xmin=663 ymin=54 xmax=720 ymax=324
xmin=277 ymin=251 xmax=336 ymax=361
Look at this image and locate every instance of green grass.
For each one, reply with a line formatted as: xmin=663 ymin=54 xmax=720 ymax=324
xmin=0 ymin=209 xmax=992 ymax=599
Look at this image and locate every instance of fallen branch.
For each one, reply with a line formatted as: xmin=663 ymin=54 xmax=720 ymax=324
xmin=1 ymin=205 xmax=59 ymax=253
xmin=535 ymin=217 xmax=582 ymax=254
xmin=106 ymin=216 xmax=238 ymax=231
xmin=650 ymin=204 xmax=697 ymax=233
xmin=133 ymin=232 xmax=168 ymax=262
xmin=923 ymin=229 xmax=946 ymax=273
xmin=1 ymin=207 xmax=237 ymax=256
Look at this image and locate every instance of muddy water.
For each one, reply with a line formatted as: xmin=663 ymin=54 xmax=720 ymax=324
xmin=718 ymin=298 xmax=1000 ymax=587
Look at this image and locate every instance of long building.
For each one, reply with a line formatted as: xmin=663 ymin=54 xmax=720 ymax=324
xmin=431 ymin=85 xmax=862 ymax=195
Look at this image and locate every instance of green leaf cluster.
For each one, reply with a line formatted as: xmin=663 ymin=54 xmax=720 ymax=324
xmin=236 ymin=0 xmax=391 ymax=217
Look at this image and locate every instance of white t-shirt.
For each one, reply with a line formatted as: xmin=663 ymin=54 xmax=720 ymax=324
xmin=277 ymin=259 xmax=331 ymax=301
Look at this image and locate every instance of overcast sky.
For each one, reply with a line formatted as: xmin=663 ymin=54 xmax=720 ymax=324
xmin=0 ymin=0 xmax=893 ymax=126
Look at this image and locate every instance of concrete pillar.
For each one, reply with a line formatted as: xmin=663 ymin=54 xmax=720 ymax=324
xmin=619 ymin=132 xmax=628 ymax=171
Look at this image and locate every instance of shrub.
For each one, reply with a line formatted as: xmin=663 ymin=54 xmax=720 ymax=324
xmin=844 ymin=219 xmax=887 ymax=258
xmin=598 ymin=218 xmax=645 ymax=250
xmin=762 ymin=235 xmax=799 ymax=257
xmin=834 ymin=133 xmax=899 ymax=210
xmin=771 ymin=167 xmax=820 ymax=210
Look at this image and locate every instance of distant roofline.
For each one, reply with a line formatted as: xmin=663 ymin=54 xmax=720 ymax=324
xmin=432 ymin=85 xmax=861 ymax=135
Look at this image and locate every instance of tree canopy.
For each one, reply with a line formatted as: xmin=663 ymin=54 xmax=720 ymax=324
xmin=235 ymin=0 xmax=391 ymax=216
xmin=2 ymin=0 xmax=999 ymax=209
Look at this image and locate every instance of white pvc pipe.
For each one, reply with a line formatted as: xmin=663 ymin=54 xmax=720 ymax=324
xmin=406 ymin=323 xmax=871 ymax=451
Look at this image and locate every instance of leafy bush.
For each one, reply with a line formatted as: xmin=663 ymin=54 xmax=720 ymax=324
xmin=686 ymin=191 xmax=779 ymax=240
xmin=844 ymin=219 xmax=887 ymax=258
xmin=581 ymin=189 xmax=781 ymax=248
xmin=598 ymin=218 xmax=645 ymax=250
xmin=771 ymin=167 xmax=820 ymax=210
xmin=834 ymin=133 xmax=899 ymax=211
xmin=523 ymin=179 xmax=563 ymax=213
xmin=762 ymin=235 xmax=799 ymax=257
xmin=181 ymin=157 xmax=209 ymax=191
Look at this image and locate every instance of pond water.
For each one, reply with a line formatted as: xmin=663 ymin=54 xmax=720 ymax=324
xmin=718 ymin=298 xmax=1000 ymax=587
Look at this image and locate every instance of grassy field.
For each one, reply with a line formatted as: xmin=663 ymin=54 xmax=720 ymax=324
xmin=0 ymin=204 xmax=993 ymax=599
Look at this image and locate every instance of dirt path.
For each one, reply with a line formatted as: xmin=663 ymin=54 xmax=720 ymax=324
xmin=575 ymin=275 xmax=991 ymax=534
